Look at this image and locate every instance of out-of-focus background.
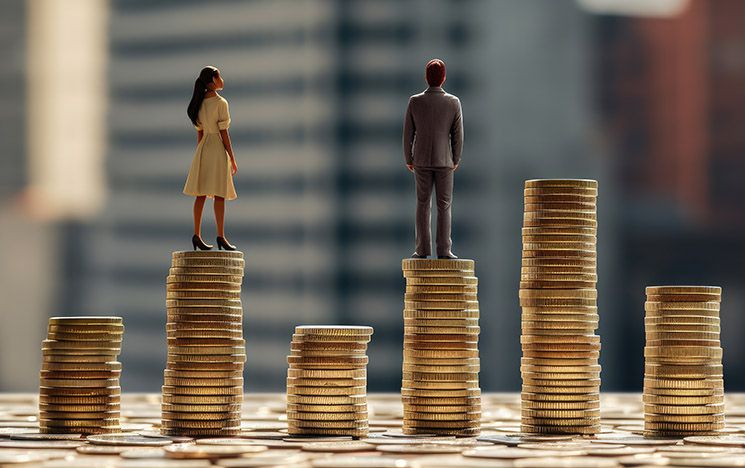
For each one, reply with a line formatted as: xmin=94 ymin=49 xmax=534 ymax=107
xmin=1 ymin=0 xmax=743 ymax=393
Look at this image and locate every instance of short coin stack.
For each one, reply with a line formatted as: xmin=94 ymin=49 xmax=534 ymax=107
xmin=401 ymin=258 xmax=481 ymax=437
xmin=286 ymin=325 xmax=372 ymax=437
xmin=519 ymin=179 xmax=601 ymax=435
xmin=162 ymin=250 xmax=246 ymax=437
xmin=643 ymin=285 xmax=725 ymax=437
xmin=39 ymin=316 xmax=123 ymax=434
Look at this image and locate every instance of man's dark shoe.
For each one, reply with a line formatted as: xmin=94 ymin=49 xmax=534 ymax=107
xmin=411 ymin=252 xmax=428 ymax=259
xmin=437 ymin=252 xmax=458 ymax=259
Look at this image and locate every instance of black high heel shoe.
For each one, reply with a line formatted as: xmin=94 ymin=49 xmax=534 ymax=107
xmin=192 ymin=234 xmax=213 ymax=250
xmin=216 ymin=236 xmax=237 ymax=251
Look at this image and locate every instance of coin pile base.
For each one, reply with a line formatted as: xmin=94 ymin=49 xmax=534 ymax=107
xmin=162 ymin=250 xmax=246 ymax=437
xmin=643 ymin=285 xmax=725 ymax=437
xmin=286 ymin=325 xmax=373 ymax=437
xmin=39 ymin=316 xmax=123 ymax=435
xmin=2 ymin=393 xmax=745 ymax=467
xmin=401 ymin=258 xmax=481 ymax=437
xmin=519 ymin=179 xmax=601 ymax=435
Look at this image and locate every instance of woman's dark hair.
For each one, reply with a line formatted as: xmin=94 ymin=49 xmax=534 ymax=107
xmin=187 ymin=66 xmax=218 ymax=127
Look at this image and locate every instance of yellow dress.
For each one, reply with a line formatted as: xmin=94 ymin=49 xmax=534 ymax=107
xmin=183 ymin=94 xmax=237 ymax=200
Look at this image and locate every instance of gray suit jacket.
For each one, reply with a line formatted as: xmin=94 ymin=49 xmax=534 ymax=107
xmin=403 ymin=86 xmax=463 ymax=168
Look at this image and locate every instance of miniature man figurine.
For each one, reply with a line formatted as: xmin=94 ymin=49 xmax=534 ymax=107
xmin=403 ymin=58 xmax=463 ymax=259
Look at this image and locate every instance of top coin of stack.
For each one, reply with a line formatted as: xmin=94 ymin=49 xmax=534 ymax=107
xmin=401 ymin=258 xmax=481 ymax=437
xmin=162 ymin=250 xmax=246 ymax=437
xmin=39 ymin=316 xmax=123 ymax=435
xmin=286 ymin=325 xmax=373 ymax=437
xmin=643 ymin=285 xmax=724 ymax=437
xmin=519 ymin=179 xmax=601 ymax=435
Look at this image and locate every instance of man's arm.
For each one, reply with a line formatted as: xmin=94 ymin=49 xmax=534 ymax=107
xmin=451 ymin=98 xmax=463 ymax=167
xmin=403 ymin=97 xmax=415 ymax=169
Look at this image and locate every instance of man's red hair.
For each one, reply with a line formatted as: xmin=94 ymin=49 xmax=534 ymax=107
xmin=425 ymin=59 xmax=446 ymax=87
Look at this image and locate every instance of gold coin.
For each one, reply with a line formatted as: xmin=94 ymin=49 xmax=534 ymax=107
xmin=161 ymin=411 xmax=240 ymax=421
xmin=167 ymin=330 xmax=243 ymax=340
xmin=162 ymin=404 xmax=243 ymax=414
xmin=163 ymin=377 xmax=243 ymax=387
xmin=406 ymin=285 xmax=478 ymax=294
xmin=643 ymin=378 xmax=723 ymax=389
xmin=286 ymin=356 xmax=368 ymax=367
xmin=402 ymin=258 xmax=475 ymax=270
xmin=402 ymin=372 xmax=478 ymax=382
xmin=161 ymin=427 xmax=240 ymax=437
xmin=522 ymin=306 xmax=599 ymax=315
xmin=519 ymin=289 xmax=597 ymax=299
xmin=403 ymin=365 xmax=480 ymax=374
xmin=170 ymin=266 xmax=244 ymax=275
xmin=525 ymin=179 xmax=598 ymax=189
xmin=403 ymin=411 xmax=480 ymax=422
xmin=646 ymin=294 xmax=721 ymax=303
xmin=167 ymin=291 xmax=241 ymax=300
xmin=645 ymin=331 xmax=720 ymax=340
xmin=171 ymin=256 xmax=244 ymax=266
xmin=161 ymin=394 xmax=242 ymax=404
xmin=287 ymin=385 xmax=366 ymax=396
xmin=404 ymin=301 xmax=479 ymax=311
xmin=404 ymin=335 xmax=479 ymax=344
xmin=286 ymin=377 xmax=365 ymax=388
xmin=644 ymin=404 xmax=724 ymax=415
xmin=644 ymin=309 xmax=721 ymax=319
xmin=286 ymin=411 xmax=367 ymax=421
xmin=521 ymin=384 xmax=598 ymax=394
xmin=287 ymin=419 xmax=368 ymax=429
xmin=520 ymin=299 xmax=596 ymax=309
xmin=404 ymin=293 xmax=479 ymax=302
xmin=520 ymin=424 xmax=599 ymax=435
xmin=522 ymin=377 xmax=601 ymax=387
xmin=405 ymin=276 xmax=478 ymax=286
xmin=645 ymin=301 xmax=720 ymax=311
xmin=523 ymin=187 xmax=598 ymax=198
xmin=167 ymin=274 xmax=242 ymax=284
xmin=524 ymin=193 xmax=597 ymax=203
xmin=403 ymin=310 xmax=480 ymax=320
xmin=403 ymin=270 xmax=475 ymax=278
xmin=402 ymin=419 xmax=480 ymax=429
xmin=294 ymin=326 xmax=373 ymax=336
xmin=644 ymin=346 xmax=722 ymax=358
xmin=48 ymin=316 xmax=122 ymax=325
xmin=521 ymin=357 xmax=598 ymax=366
xmin=401 ymin=380 xmax=478 ymax=390
xmin=287 ymin=402 xmax=367 ymax=413
xmin=166 ymin=361 xmax=243 ymax=371
xmin=290 ymin=341 xmax=368 ymax=350
xmin=521 ymin=392 xmax=598 ymax=402
xmin=401 ymin=387 xmax=480 ymax=398
xmin=404 ymin=319 xmax=479 ymax=328
xmin=646 ymin=285 xmax=721 ymax=295
xmin=286 ymin=369 xmax=366 ymax=380
xmin=642 ymin=393 xmax=724 ymax=405
xmin=522 ymin=408 xmax=600 ymax=419
xmin=164 ymin=369 xmax=243 ymax=379
xmin=521 ymin=257 xmax=596 ymax=267
xmin=166 ymin=299 xmax=242 ymax=307
xmin=161 ymin=419 xmax=241 ymax=429
xmin=286 ymin=394 xmax=366 ymax=405
xmin=520 ymin=271 xmax=597 ymax=280
xmin=404 ymin=326 xmax=480 ymax=335
xmin=521 ymin=364 xmax=601 ymax=373
xmin=162 ymin=385 xmax=243 ymax=396
xmin=523 ymin=219 xmax=597 ymax=229
xmin=522 ymin=350 xmax=600 ymax=360
xmin=402 ymin=395 xmax=480 ymax=405
xmin=522 ymin=400 xmax=599 ymax=410
xmin=39 ymin=370 xmax=120 ymax=380
xmin=520 ymin=281 xmax=596 ymax=289
xmin=521 ymin=334 xmax=599 ymax=344
xmin=403 ymin=349 xmax=479 ymax=359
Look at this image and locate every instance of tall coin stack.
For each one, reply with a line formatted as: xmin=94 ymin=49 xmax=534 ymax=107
xmin=39 ymin=316 xmax=123 ymax=434
xmin=519 ymin=179 xmax=601 ymax=435
xmin=401 ymin=258 xmax=481 ymax=437
xmin=286 ymin=325 xmax=372 ymax=437
xmin=161 ymin=250 xmax=246 ymax=437
xmin=643 ymin=285 xmax=725 ymax=437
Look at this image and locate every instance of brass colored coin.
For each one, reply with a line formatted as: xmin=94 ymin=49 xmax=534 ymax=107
xmin=167 ymin=275 xmax=243 ymax=285
xmin=403 ymin=310 xmax=480 ymax=320
xmin=402 ymin=395 xmax=480 ymax=406
xmin=404 ymin=319 xmax=479 ymax=328
xmin=286 ymin=377 xmax=366 ymax=388
xmin=167 ymin=290 xmax=241 ymax=300
xmin=286 ymin=411 xmax=367 ymax=421
xmin=162 ymin=385 xmax=243 ymax=396
xmin=287 ymin=403 xmax=367 ymax=413
xmin=522 ymin=400 xmax=600 ymax=410
xmin=404 ymin=300 xmax=479 ymax=310
xmin=162 ymin=403 xmax=242 ymax=413
xmin=643 ymin=378 xmax=723 ymax=390
xmin=161 ymin=394 xmax=242 ymax=405
xmin=522 ymin=377 xmax=601 ymax=387
xmin=525 ymin=194 xmax=597 ymax=204
xmin=644 ymin=403 xmax=724 ymax=415
xmin=522 ymin=408 xmax=600 ymax=419
xmin=521 ymin=257 xmax=596 ymax=267
xmin=166 ymin=354 xmax=246 ymax=364
xmin=403 ymin=411 xmax=480 ymax=422
xmin=644 ymin=346 xmax=722 ymax=359
xmin=404 ymin=326 xmax=480 ymax=335
xmin=170 ymin=266 xmax=244 ymax=275
xmin=402 ymin=419 xmax=481 ymax=429
xmin=525 ymin=179 xmax=598 ymax=189
xmin=404 ymin=334 xmax=479 ymax=343
xmin=405 ymin=342 xmax=478 ymax=351
xmin=161 ymin=411 xmax=240 ymax=421
xmin=522 ymin=242 xmax=596 ymax=252
xmin=166 ymin=299 xmax=242 ymax=308
xmin=286 ymin=356 xmax=368 ymax=367
xmin=644 ymin=364 xmax=723 ymax=378
xmin=402 ymin=258 xmax=475 ymax=270
xmin=404 ymin=293 xmax=479 ymax=302
xmin=39 ymin=370 xmax=120 ymax=380
xmin=521 ymin=384 xmax=598 ymax=395
xmin=39 ymin=410 xmax=119 ymax=420
xmin=290 ymin=342 xmax=368 ymax=352
xmin=642 ymin=394 xmax=724 ymax=405
xmin=166 ymin=361 xmax=243 ymax=371
xmin=520 ymin=424 xmax=600 ymax=435
xmin=49 ymin=316 xmax=122 ymax=325
xmin=405 ymin=276 xmax=478 ymax=286
xmin=521 ymin=416 xmax=600 ymax=426
xmin=287 ymin=420 xmax=368 ymax=429
xmin=521 ymin=364 xmax=601 ymax=374
xmin=286 ymin=394 xmax=367 ymax=405
xmin=519 ymin=298 xmax=596 ymax=308
xmin=403 ymin=349 xmax=479 ymax=359
xmin=403 ymin=270 xmax=474 ymax=278
xmin=520 ymin=281 xmax=597 ymax=289
xmin=39 ymin=418 xmax=120 ymax=427
xmin=401 ymin=380 xmax=479 ymax=390
xmin=167 ymin=330 xmax=243 ymax=340
xmin=645 ymin=309 xmax=721 ymax=319
xmin=401 ymin=387 xmax=480 ymax=398
xmin=287 ymin=368 xmax=366 ymax=379
xmin=171 ymin=257 xmax=244 ymax=268
xmin=161 ymin=419 xmax=241 ymax=429
xmin=287 ymin=428 xmax=368 ymax=437
xmin=403 ymin=365 xmax=480 ymax=374
xmin=41 ymin=362 xmax=121 ymax=372
xmin=161 ymin=427 xmax=240 ymax=437
xmin=521 ymin=392 xmax=598 ymax=402
xmin=646 ymin=285 xmax=721 ymax=295
xmin=291 ymin=334 xmax=371 ymax=344
xmin=402 ymin=372 xmax=478 ymax=382
xmin=167 ymin=346 xmax=246 ymax=356
xmin=521 ymin=357 xmax=598 ymax=367
xmin=646 ymin=331 xmax=720 ymax=340
xmin=404 ymin=404 xmax=481 ymax=414
xmin=163 ymin=377 xmax=243 ymax=387
xmin=646 ymin=301 xmax=720 ymax=311
xmin=519 ymin=289 xmax=597 ymax=299
xmin=645 ymin=386 xmax=724 ymax=397
xmin=287 ymin=385 xmax=366 ymax=396
xmin=294 ymin=326 xmax=373 ymax=336
xmin=406 ymin=285 xmax=477 ymax=294
xmin=521 ymin=334 xmax=599 ymax=345
xmin=522 ymin=350 xmax=600 ymax=360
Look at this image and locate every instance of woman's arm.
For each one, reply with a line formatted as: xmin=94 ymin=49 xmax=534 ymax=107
xmin=220 ymin=129 xmax=238 ymax=174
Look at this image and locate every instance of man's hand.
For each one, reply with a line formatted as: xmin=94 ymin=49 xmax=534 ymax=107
xmin=231 ymin=159 xmax=238 ymax=175
xmin=453 ymin=163 xmax=460 ymax=172
xmin=406 ymin=164 xmax=415 ymax=173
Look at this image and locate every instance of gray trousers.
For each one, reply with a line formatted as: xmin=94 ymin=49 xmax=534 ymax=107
xmin=414 ymin=167 xmax=453 ymax=257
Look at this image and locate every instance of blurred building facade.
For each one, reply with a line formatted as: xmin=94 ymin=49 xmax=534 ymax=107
xmin=6 ymin=0 xmax=744 ymax=394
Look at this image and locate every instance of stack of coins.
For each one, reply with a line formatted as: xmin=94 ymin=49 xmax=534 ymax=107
xmin=519 ymin=179 xmax=601 ymax=435
xmin=643 ymin=285 xmax=725 ymax=437
xmin=39 ymin=316 xmax=123 ymax=434
xmin=286 ymin=325 xmax=372 ymax=437
xmin=401 ymin=258 xmax=481 ymax=437
xmin=161 ymin=250 xmax=246 ymax=437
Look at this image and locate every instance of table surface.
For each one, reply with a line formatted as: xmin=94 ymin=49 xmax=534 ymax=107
xmin=1 ymin=392 xmax=745 ymax=467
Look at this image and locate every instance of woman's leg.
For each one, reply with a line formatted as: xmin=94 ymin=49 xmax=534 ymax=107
xmin=193 ymin=196 xmax=207 ymax=236
xmin=214 ymin=196 xmax=226 ymax=238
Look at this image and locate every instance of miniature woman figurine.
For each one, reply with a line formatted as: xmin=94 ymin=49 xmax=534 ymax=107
xmin=184 ymin=66 xmax=238 ymax=251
